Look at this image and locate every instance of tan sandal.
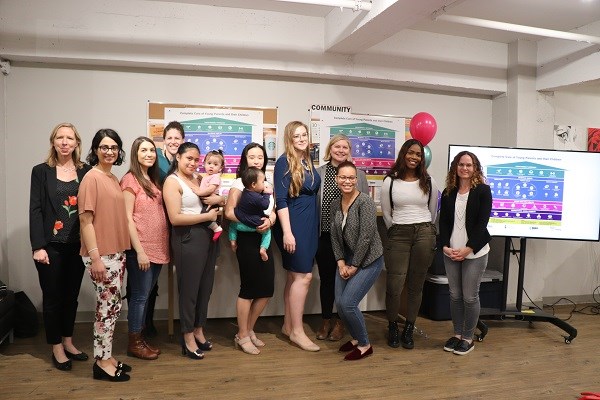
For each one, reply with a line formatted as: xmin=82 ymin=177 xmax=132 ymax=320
xmin=249 ymin=330 xmax=265 ymax=347
xmin=234 ymin=334 xmax=260 ymax=355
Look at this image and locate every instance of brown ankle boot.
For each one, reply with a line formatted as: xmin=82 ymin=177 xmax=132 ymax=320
xmin=142 ymin=337 xmax=161 ymax=355
xmin=316 ymin=319 xmax=331 ymax=340
xmin=328 ymin=319 xmax=345 ymax=341
xmin=127 ymin=332 xmax=158 ymax=360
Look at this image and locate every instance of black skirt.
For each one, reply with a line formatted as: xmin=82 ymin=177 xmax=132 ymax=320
xmin=235 ymin=231 xmax=274 ymax=299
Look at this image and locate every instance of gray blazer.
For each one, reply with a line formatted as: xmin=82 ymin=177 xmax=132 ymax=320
xmin=316 ymin=163 xmax=369 ymax=234
xmin=330 ymin=192 xmax=383 ymax=269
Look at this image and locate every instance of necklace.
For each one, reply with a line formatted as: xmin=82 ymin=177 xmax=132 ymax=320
xmin=301 ymin=158 xmax=310 ymax=171
xmin=57 ymin=164 xmax=76 ymax=173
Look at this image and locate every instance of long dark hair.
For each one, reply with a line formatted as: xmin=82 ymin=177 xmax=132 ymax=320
xmin=386 ymin=138 xmax=430 ymax=194
xmin=236 ymin=142 xmax=268 ymax=178
xmin=127 ymin=137 xmax=161 ymax=198
xmin=167 ymin=142 xmax=200 ymax=176
xmin=86 ymin=128 xmax=125 ymax=166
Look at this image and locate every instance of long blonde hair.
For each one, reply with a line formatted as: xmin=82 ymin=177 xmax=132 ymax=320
xmin=45 ymin=122 xmax=84 ymax=169
xmin=283 ymin=121 xmax=313 ymax=197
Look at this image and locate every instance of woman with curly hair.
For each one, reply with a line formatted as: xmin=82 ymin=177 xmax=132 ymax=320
xmin=439 ymin=150 xmax=492 ymax=356
xmin=273 ymin=121 xmax=321 ymax=352
xmin=381 ymin=138 xmax=439 ymax=350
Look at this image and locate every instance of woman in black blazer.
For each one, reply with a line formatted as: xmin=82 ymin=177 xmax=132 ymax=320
xmin=29 ymin=123 xmax=91 ymax=371
xmin=439 ymin=150 xmax=492 ymax=356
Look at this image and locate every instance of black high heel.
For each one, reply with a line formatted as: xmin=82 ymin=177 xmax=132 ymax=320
xmin=52 ymin=354 xmax=72 ymax=371
xmin=181 ymin=338 xmax=204 ymax=360
xmin=194 ymin=337 xmax=213 ymax=351
xmin=93 ymin=362 xmax=130 ymax=382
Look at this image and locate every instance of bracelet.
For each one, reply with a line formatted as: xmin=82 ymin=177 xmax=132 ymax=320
xmin=88 ymin=247 xmax=98 ymax=254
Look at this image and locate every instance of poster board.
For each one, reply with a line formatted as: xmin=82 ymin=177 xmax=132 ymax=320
xmin=148 ymin=102 xmax=278 ymax=193
xmin=310 ymin=108 xmax=411 ymax=204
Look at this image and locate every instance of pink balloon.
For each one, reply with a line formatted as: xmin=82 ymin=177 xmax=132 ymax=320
xmin=409 ymin=112 xmax=437 ymax=146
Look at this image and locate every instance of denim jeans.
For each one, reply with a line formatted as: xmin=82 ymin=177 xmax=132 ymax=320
xmin=335 ymin=256 xmax=383 ymax=347
xmin=125 ymin=249 xmax=162 ymax=334
xmin=443 ymin=254 xmax=488 ymax=340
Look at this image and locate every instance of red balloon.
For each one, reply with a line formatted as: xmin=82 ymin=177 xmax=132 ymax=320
xmin=409 ymin=112 xmax=437 ymax=146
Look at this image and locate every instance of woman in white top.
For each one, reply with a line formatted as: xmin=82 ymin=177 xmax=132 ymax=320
xmin=162 ymin=142 xmax=221 ymax=360
xmin=380 ymin=139 xmax=439 ymax=350
xmin=439 ymin=151 xmax=492 ymax=356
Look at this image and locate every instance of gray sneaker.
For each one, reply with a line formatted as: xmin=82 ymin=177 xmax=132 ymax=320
xmin=443 ymin=336 xmax=461 ymax=352
xmin=453 ymin=339 xmax=475 ymax=355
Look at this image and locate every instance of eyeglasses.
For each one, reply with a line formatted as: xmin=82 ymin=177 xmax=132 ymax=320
xmin=292 ymin=133 xmax=309 ymax=141
xmin=99 ymin=145 xmax=119 ymax=153
xmin=458 ymin=163 xmax=474 ymax=168
xmin=336 ymin=175 xmax=357 ymax=182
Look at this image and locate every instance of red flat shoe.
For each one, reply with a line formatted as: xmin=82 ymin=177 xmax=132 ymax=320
xmin=338 ymin=341 xmax=357 ymax=352
xmin=344 ymin=346 xmax=373 ymax=361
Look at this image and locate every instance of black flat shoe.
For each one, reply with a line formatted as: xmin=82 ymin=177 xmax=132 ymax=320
xmin=52 ymin=354 xmax=72 ymax=371
xmin=65 ymin=350 xmax=89 ymax=361
xmin=93 ymin=362 xmax=130 ymax=382
xmin=116 ymin=360 xmax=132 ymax=372
xmin=195 ymin=338 xmax=213 ymax=351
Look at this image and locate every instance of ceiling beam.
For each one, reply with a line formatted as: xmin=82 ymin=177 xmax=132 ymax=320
xmin=324 ymin=0 xmax=458 ymax=54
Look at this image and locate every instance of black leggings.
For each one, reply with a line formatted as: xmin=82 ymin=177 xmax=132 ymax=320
xmin=315 ymin=233 xmax=337 ymax=319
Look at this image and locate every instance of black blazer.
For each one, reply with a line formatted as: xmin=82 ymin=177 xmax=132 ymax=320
xmin=29 ymin=162 xmax=91 ymax=251
xmin=439 ymin=183 xmax=492 ymax=254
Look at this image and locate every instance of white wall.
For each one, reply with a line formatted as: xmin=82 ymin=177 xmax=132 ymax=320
xmin=5 ymin=63 xmax=492 ymax=318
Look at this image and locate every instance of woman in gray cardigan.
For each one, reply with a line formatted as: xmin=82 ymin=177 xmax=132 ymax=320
xmin=315 ymin=134 xmax=368 ymax=341
xmin=330 ymin=161 xmax=383 ymax=361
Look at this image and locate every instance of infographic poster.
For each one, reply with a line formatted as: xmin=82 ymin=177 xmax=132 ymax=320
xmin=165 ymin=108 xmax=263 ymax=174
xmin=487 ymin=161 xmax=564 ymax=226
xmin=317 ymin=111 xmax=405 ymax=176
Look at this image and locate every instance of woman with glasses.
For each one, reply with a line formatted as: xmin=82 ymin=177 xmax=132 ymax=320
xmin=331 ymin=161 xmax=383 ymax=361
xmin=439 ymin=151 xmax=492 ymax=356
xmin=314 ymin=134 xmax=368 ymax=342
xmin=381 ymin=138 xmax=439 ymax=350
xmin=162 ymin=142 xmax=222 ymax=360
xmin=273 ymin=121 xmax=321 ymax=352
xmin=120 ymin=137 xmax=169 ymax=360
xmin=29 ymin=123 xmax=91 ymax=371
xmin=78 ymin=129 xmax=131 ymax=381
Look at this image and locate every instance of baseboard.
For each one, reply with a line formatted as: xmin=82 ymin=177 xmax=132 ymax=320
xmin=541 ymin=294 xmax=598 ymax=306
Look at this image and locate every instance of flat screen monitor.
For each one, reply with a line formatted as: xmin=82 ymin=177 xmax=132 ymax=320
xmin=448 ymin=145 xmax=600 ymax=241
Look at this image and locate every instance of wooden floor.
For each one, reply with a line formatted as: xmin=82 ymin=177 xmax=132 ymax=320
xmin=1 ymin=308 xmax=598 ymax=400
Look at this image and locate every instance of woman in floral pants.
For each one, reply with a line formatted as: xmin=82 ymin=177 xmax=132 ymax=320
xmin=79 ymin=129 xmax=131 ymax=382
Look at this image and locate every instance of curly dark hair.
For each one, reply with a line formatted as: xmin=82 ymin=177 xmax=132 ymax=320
xmin=444 ymin=150 xmax=486 ymax=194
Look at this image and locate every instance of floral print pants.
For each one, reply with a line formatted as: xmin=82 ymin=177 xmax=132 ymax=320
xmin=82 ymin=252 xmax=126 ymax=360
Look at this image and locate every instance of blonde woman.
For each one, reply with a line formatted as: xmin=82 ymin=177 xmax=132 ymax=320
xmin=273 ymin=121 xmax=321 ymax=352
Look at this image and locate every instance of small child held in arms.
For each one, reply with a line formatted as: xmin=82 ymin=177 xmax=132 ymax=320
xmin=192 ymin=149 xmax=224 ymax=241
xmin=229 ymin=166 xmax=274 ymax=261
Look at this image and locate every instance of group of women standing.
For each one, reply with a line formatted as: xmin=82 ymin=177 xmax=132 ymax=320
xmin=29 ymin=118 xmax=493 ymax=383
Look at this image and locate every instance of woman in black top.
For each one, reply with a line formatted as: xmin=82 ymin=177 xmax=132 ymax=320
xmin=29 ymin=123 xmax=91 ymax=371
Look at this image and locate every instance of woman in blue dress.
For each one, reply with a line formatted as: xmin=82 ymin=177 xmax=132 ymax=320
xmin=273 ymin=121 xmax=321 ymax=352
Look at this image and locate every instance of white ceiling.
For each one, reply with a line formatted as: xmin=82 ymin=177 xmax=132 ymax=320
xmin=150 ymin=0 xmax=600 ymax=45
